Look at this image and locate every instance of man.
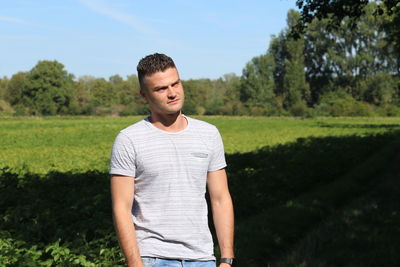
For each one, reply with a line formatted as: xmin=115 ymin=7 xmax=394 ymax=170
xmin=110 ymin=53 xmax=235 ymax=267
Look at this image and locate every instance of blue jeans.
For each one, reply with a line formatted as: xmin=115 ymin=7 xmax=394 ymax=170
xmin=141 ymin=257 xmax=216 ymax=267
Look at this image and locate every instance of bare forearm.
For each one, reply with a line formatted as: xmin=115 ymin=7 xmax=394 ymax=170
xmin=211 ymin=194 xmax=235 ymax=258
xmin=113 ymin=206 xmax=143 ymax=267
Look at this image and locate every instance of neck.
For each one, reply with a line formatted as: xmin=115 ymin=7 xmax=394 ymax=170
xmin=149 ymin=111 xmax=187 ymax=132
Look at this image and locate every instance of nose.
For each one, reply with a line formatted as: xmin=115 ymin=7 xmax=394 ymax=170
xmin=167 ymin=86 xmax=177 ymax=98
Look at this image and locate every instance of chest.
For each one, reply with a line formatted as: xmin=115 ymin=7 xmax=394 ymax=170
xmin=134 ymin=135 xmax=212 ymax=181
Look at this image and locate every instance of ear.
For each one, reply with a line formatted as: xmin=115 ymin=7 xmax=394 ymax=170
xmin=140 ymin=90 xmax=148 ymax=102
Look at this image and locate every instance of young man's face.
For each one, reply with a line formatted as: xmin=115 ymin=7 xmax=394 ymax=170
xmin=140 ymin=67 xmax=185 ymax=116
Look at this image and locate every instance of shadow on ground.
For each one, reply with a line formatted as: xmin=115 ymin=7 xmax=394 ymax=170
xmin=315 ymin=122 xmax=400 ymax=130
xmin=0 ymin=131 xmax=399 ymax=266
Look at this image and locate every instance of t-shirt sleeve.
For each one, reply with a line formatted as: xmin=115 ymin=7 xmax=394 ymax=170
xmin=208 ymin=129 xmax=227 ymax=172
xmin=109 ymin=132 xmax=136 ymax=177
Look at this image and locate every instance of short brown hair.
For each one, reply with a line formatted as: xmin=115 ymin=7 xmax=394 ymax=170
xmin=137 ymin=53 xmax=176 ymax=90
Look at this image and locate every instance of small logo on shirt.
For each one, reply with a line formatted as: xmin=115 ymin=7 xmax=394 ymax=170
xmin=191 ymin=152 xmax=208 ymax=158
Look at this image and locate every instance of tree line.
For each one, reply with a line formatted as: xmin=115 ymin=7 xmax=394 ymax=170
xmin=0 ymin=3 xmax=399 ymax=117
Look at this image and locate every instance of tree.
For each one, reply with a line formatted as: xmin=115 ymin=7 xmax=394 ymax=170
xmin=295 ymin=0 xmax=400 ymax=63
xmin=5 ymin=72 xmax=27 ymax=106
xmin=74 ymin=75 xmax=95 ymax=115
xmin=283 ymin=10 xmax=310 ymax=109
xmin=110 ymin=74 xmax=140 ymax=115
xmin=240 ymin=54 xmax=276 ymax=112
xmin=0 ymin=77 xmax=14 ymax=115
xmin=217 ymin=73 xmax=243 ymax=115
xmin=299 ymin=16 xmax=337 ymax=104
xmin=182 ymin=79 xmax=210 ymax=115
xmin=269 ymin=33 xmax=285 ymax=99
xmin=295 ymin=2 xmax=399 ymax=105
xmin=127 ymin=74 xmax=148 ymax=115
xmin=0 ymin=76 xmax=8 ymax=100
xmin=89 ymin=78 xmax=115 ymax=108
xmin=361 ymin=72 xmax=397 ymax=105
xmin=269 ymin=10 xmax=310 ymax=113
xmin=22 ymin=60 xmax=76 ymax=115
xmin=295 ymin=0 xmax=369 ymax=30
xmin=379 ymin=1 xmax=400 ymax=72
xmin=315 ymin=89 xmax=373 ymax=116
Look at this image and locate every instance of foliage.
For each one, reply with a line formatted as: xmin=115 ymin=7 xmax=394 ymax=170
xmin=282 ymin=10 xmax=310 ymax=108
xmin=5 ymin=72 xmax=29 ymax=107
xmin=182 ymin=79 xmax=210 ymax=115
xmin=21 ymin=61 xmax=77 ymax=115
xmin=295 ymin=0 xmax=400 ymax=59
xmin=295 ymin=0 xmax=370 ymax=31
xmin=2 ymin=116 xmax=400 ymax=174
xmin=315 ymin=90 xmax=374 ymax=116
xmin=229 ymin=131 xmax=400 ymax=264
xmin=0 ymin=170 xmax=124 ymax=266
xmin=1 ymin=117 xmax=399 ymax=266
xmin=273 ymin=151 xmax=400 ymax=266
xmin=0 ymin=100 xmax=14 ymax=115
xmin=240 ymin=54 xmax=276 ymax=112
xmin=302 ymin=2 xmax=399 ymax=105
xmin=360 ymin=72 xmax=397 ymax=105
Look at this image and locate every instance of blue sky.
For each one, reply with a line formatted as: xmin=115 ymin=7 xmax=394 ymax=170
xmin=1 ymin=0 xmax=297 ymax=80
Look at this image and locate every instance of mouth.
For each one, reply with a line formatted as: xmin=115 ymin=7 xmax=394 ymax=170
xmin=167 ymin=99 xmax=180 ymax=104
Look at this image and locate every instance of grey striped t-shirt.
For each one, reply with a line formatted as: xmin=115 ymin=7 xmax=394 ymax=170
xmin=109 ymin=116 xmax=227 ymax=260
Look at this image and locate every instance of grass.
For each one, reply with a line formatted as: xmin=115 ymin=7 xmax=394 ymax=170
xmin=229 ymin=133 xmax=400 ymax=265
xmin=274 ymin=155 xmax=400 ymax=267
xmin=0 ymin=116 xmax=400 ymax=266
xmin=1 ymin=116 xmax=399 ymax=174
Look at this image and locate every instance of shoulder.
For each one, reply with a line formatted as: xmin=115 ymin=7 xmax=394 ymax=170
xmin=186 ymin=116 xmax=219 ymax=134
xmin=186 ymin=116 xmax=222 ymax=145
xmin=119 ymin=118 xmax=149 ymax=137
xmin=113 ymin=118 xmax=150 ymax=146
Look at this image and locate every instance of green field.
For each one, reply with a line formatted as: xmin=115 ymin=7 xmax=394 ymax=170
xmin=1 ymin=116 xmax=399 ymax=174
xmin=1 ymin=116 xmax=400 ymax=266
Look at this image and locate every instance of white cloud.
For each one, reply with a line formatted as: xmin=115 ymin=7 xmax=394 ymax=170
xmin=77 ymin=0 xmax=156 ymax=35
